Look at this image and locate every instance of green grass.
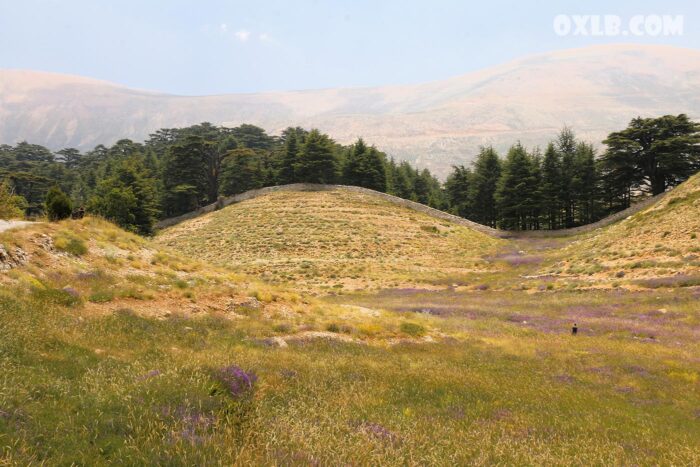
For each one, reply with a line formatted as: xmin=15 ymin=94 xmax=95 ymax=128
xmin=2 ymin=285 xmax=699 ymax=465
xmin=2 ymin=185 xmax=700 ymax=464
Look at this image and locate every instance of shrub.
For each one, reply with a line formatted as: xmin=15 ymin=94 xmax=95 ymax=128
xmin=326 ymin=323 xmax=340 ymax=333
xmin=31 ymin=286 xmax=81 ymax=307
xmin=45 ymin=186 xmax=72 ymax=221
xmin=0 ymin=182 xmax=27 ymax=219
xmin=400 ymin=322 xmax=426 ymax=337
xmin=89 ymin=290 xmax=114 ymax=303
xmin=54 ymin=235 xmax=88 ymax=256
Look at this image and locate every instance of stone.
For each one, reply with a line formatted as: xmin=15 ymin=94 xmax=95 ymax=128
xmin=0 ymin=244 xmax=28 ymax=271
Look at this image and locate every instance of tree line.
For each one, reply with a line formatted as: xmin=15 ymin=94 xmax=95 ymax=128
xmin=1 ymin=114 xmax=698 ymax=234
xmin=0 ymin=124 xmax=443 ymax=234
xmin=445 ymin=114 xmax=700 ymax=230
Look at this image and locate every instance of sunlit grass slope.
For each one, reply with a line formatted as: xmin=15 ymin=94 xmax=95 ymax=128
xmin=156 ymin=190 xmax=504 ymax=293
xmin=1 ymin=218 xmax=700 ymax=464
xmin=545 ymin=173 xmax=700 ymax=287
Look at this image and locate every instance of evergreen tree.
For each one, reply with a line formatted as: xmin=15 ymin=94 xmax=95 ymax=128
xmin=557 ymin=127 xmax=577 ymax=227
xmin=341 ymin=138 xmax=367 ymax=186
xmin=295 ymin=129 xmax=338 ymax=184
xmin=496 ymin=144 xmax=538 ymax=230
xmin=540 ymin=142 xmax=562 ymax=229
xmin=278 ymin=129 xmax=299 ymax=184
xmin=572 ymin=142 xmax=598 ymax=224
xmin=469 ymin=147 xmax=501 ymax=227
xmin=444 ymin=165 xmax=472 ymax=217
xmin=342 ymin=139 xmax=387 ymax=191
xmin=219 ymin=148 xmax=267 ymax=195
xmin=45 ymin=186 xmax=72 ymax=221
xmin=161 ymin=136 xmax=210 ymax=216
xmin=362 ymin=147 xmax=388 ymax=192
xmin=386 ymin=160 xmax=413 ymax=199
xmin=89 ymin=156 xmax=158 ymax=235
xmin=601 ymin=114 xmax=700 ymax=196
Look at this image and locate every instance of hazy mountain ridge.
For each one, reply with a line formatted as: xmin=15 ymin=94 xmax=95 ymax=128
xmin=2 ymin=44 xmax=700 ymax=175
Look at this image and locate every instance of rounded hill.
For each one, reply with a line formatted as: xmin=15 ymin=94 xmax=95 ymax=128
xmin=155 ymin=189 xmax=504 ymax=292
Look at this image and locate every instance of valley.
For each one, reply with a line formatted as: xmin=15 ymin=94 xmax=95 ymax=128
xmin=1 ymin=176 xmax=698 ymax=464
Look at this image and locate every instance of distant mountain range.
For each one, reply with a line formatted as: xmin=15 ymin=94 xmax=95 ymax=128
xmin=1 ymin=44 xmax=699 ymax=176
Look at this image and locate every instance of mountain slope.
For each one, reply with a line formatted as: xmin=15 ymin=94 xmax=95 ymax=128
xmin=2 ymin=44 xmax=700 ymax=175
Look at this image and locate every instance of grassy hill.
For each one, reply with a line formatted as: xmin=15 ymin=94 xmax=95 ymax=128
xmin=2 ymin=186 xmax=700 ymax=464
xmin=156 ymin=190 xmax=504 ymax=293
xmin=545 ymin=173 xmax=700 ymax=287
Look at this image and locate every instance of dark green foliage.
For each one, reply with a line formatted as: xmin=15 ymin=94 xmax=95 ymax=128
xmin=469 ymin=147 xmax=501 ymax=227
xmin=342 ymin=139 xmax=387 ymax=192
xmin=295 ymin=129 xmax=338 ymax=184
xmin=89 ymin=156 xmax=158 ymax=235
xmin=277 ymin=128 xmax=302 ymax=184
xmin=496 ymin=144 xmax=540 ymax=230
xmin=219 ymin=148 xmax=268 ymax=195
xmin=557 ymin=127 xmax=577 ymax=228
xmin=45 ymin=186 xmax=72 ymax=221
xmin=540 ymin=143 xmax=561 ymax=229
xmin=161 ymin=136 xmax=211 ymax=216
xmin=601 ymin=114 xmax=700 ymax=196
xmin=0 ymin=123 xmax=447 ymax=227
xmin=444 ymin=165 xmax=472 ymax=217
xmin=2 ymin=114 xmax=697 ymax=234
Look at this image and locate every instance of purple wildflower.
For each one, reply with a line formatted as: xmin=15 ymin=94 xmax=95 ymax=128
xmin=216 ymin=365 xmax=257 ymax=399
xmin=357 ymin=421 xmax=398 ymax=442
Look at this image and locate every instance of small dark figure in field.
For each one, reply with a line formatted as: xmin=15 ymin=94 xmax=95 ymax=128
xmin=572 ymin=323 xmax=578 ymax=335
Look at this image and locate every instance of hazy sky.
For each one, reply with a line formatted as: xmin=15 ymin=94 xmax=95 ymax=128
xmin=1 ymin=0 xmax=699 ymax=95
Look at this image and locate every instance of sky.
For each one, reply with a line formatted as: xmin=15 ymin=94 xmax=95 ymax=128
xmin=1 ymin=0 xmax=699 ymax=95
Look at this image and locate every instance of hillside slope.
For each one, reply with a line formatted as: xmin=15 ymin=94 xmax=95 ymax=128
xmin=156 ymin=189 xmax=504 ymax=292
xmin=2 ymin=204 xmax=700 ymax=464
xmin=3 ymin=44 xmax=700 ymax=174
xmin=544 ymin=173 xmax=700 ymax=286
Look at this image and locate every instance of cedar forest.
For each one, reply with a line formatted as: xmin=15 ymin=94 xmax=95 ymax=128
xmin=1 ymin=114 xmax=698 ymax=234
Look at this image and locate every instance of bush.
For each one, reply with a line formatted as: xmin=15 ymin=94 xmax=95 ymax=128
xmin=89 ymin=290 xmax=114 ymax=303
xmin=45 ymin=186 xmax=72 ymax=221
xmin=0 ymin=182 xmax=27 ymax=219
xmin=400 ymin=322 xmax=426 ymax=337
xmin=54 ymin=235 xmax=88 ymax=256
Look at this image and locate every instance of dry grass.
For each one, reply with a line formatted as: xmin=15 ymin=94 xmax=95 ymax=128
xmin=156 ymin=190 xmax=504 ymax=293
xmin=542 ymin=173 xmax=700 ymax=286
xmin=2 ymin=181 xmax=700 ymax=464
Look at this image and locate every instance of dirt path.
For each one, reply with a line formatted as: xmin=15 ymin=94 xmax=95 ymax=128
xmin=0 ymin=220 xmax=34 ymax=233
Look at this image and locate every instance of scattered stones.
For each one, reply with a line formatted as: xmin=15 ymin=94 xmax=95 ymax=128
xmin=34 ymin=234 xmax=54 ymax=251
xmin=355 ymin=421 xmax=399 ymax=443
xmin=256 ymin=336 xmax=288 ymax=348
xmin=0 ymin=244 xmax=28 ymax=271
xmin=62 ymin=286 xmax=80 ymax=298
xmin=226 ymin=297 xmax=262 ymax=313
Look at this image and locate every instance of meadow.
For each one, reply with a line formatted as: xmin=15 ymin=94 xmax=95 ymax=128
xmin=1 ymin=180 xmax=699 ymax=464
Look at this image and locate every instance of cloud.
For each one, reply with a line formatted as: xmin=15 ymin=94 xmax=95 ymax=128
xmin=258 ymin=32 xmax=271 ymax=42
xmin=234 ymin=29 xmax=251 ymax=42
xmin=220 ymin=23 xmax=228 ymax=33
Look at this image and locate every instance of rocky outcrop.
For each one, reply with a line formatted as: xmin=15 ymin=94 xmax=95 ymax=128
xmin=0 ymin=244 xmax=28 ymax=271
